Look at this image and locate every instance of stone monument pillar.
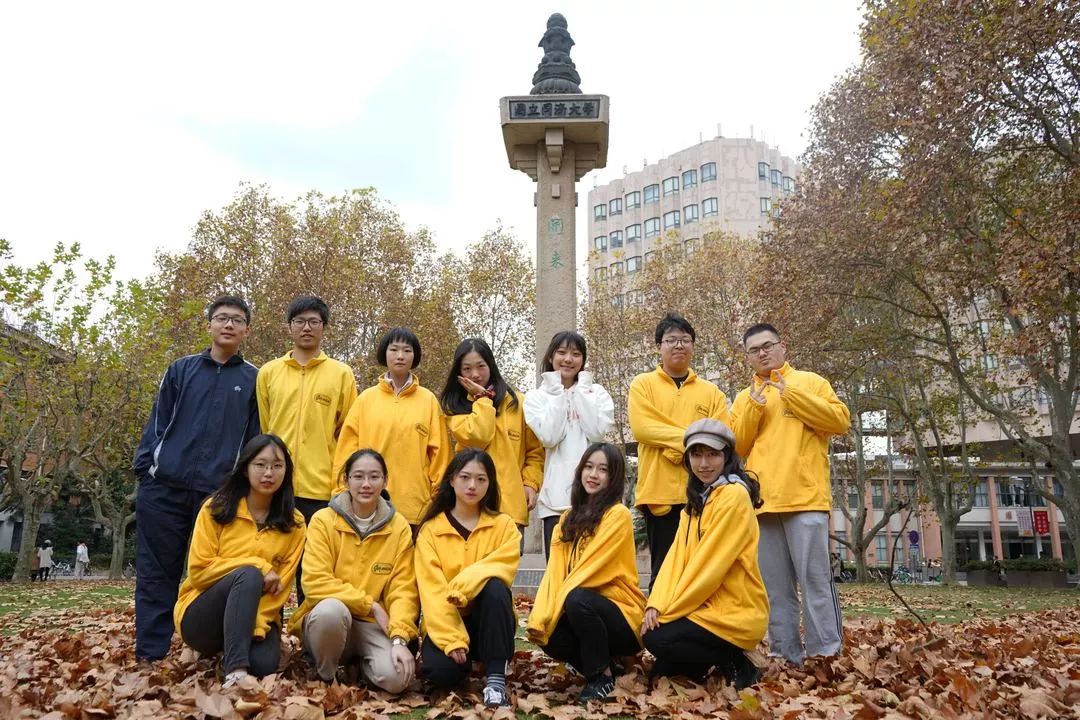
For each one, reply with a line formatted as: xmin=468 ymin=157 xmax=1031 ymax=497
xmin=500 ymin=13 xmax=609 ymax=372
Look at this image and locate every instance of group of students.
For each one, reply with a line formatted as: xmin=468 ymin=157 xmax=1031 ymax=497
xmin=132 ymin=293 xmax=850 ymax=706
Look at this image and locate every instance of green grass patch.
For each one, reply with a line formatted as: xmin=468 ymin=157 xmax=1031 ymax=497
xmin=837 ymin=582 xmax=1079 ymax=623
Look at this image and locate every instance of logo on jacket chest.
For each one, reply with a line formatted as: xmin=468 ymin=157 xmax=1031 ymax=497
xmin=508 ymin=429 xmax=522 ymax=441
xmin=371 ymin=562 xmax=393 ymax=575
xmin=314 ymin=393 xmax=332 ymax=407
xmin=695 ymin=403 xmax=709 ymax=416
xmin=415 ymin=423 xmax=429 ymax=437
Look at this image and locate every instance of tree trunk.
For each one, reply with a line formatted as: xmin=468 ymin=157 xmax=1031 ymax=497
xmin=108 ymin=518 xmax=130 ymax=580
xmin=12 ymin=497 xmax=42 ymax=584
xmin=855 ymin=544 xmax=869 ymax=582
xmin=939 ymin=515 xmax=958 ymax=585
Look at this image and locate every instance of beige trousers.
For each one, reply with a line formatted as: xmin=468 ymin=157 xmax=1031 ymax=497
xmin=303 ymin=598 xmax=409 ymax=693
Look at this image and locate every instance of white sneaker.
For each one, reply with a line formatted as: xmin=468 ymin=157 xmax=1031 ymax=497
xmin=222 ymin=670 xmax=249 ymax=689
xmin=482 ymin=685 xmax=509 ymax=707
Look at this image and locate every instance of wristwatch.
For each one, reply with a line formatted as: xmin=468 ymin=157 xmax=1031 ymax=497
xmin=391 ymin=636 xmax=407 ymax=647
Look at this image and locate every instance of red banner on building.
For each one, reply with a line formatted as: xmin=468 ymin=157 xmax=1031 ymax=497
xmin=1033 ymin=509 xmax=1050 ymax=536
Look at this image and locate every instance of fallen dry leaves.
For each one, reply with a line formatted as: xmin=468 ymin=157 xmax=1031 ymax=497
xmin=0 ymin=591 xmax=1077 ymax=719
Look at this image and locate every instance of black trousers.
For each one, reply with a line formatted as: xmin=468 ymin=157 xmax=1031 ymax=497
xmin=421 ymin=579 xmax=515 ymax=689
xmin=542 ymin=515 xmax=560 ymax=559
xmin=643 ymin=618 xmax=753 ymax=682
xmin=294 ymin=497 xmax=329 ymax=604
xmin=134 ymin=476 xmax=209 ymax=660
xmin=641 ymin=504 xmax=684 ymax=591
xmin=540 ymin=588 xmax=640 ymax=679
xmin=180 ymin=566 xmax=281 ymax=676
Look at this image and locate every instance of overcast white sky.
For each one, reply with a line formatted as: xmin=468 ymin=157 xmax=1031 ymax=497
xmin=0 ymin=1 xmax=864 ymax=282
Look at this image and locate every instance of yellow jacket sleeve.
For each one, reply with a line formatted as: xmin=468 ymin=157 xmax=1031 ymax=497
xmin=185 ymin=508 xmax=273 ymax=591
xmin=447 ymin=397 xmax=497 ymax=447
xmin=331 ymin=398 xmax=362 ymax=485
xmin=299 ymin=512 xmax=374 ymax=619
xmin=628 ymin=378 xmax=685 ymax=456
xmin=446 ymin=517 xmax=520 ymax=607
xmin=782 ymin=380 xmax=851 ymax=435
xmin=526 ymin=533 xmax=568 ymax=643
xmin=384 ymin=530 xmax=420 ymax=641
xmin=255 ymin=520 xmax=307 ymax=637
xmin=648 ymin=492 xmax=753 ymax=621
xmin=730 ymin=390 xmax=766 ymax=460
xmin=336 ymin=369 xmax=359 ymax=440
xmin=521 ymin=424 xmax=545 ymax=491
xmin=256 ymin=368 xmax=272 ymax=434
xmin=415 ymin=528 xmax=469 ymax=654
xmin=427 ymin=407 xmax=452 ymax=491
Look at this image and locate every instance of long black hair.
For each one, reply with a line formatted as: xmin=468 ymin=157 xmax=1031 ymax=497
xmin=559 ymin=442 xmax=626 ymax=544
xmin=440 ymin=337 xmax=517 ymax=415
xmin=418 ymin=448 xmax=501 ymax=526
xmin=683 ymin=444 xmax=762 ymax=516
xmin=541 ymin=331 xmax=588 ymax=383
xmin=209 ymin=434 xmax=301 ymax=532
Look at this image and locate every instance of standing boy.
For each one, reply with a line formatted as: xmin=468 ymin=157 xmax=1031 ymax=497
xmin=628 ymin=312 xmax=729 ymax=590
xmin=256 ymin=295 xmax=357 ymax=599
xmin=132 ymin=295 xmax=260 ymax=662
xmin=730 ymin=323 xmax=851 ymax=664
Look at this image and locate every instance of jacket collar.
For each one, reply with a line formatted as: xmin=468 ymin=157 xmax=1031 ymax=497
xmin=329 ymin=490 xmax=396 ymax=539
xmin=200 ymin=348 xmax=246 ymax=367
xmin=379 ymin=373 xmax=418 ymax=397
xmin=654 ymin=365 xmax=698 ymax=387
xmin=428 ymin=509 xmax=502 ymax=537
xmin=283 ymin=350 xmax=328 ymax=369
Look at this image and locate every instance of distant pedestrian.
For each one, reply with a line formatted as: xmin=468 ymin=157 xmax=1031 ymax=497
xmin=76 ymin=541 xmax=90 ymax=579
xmin=30 ymin=545 xmax=41 ymax=581
xmin=37 ymin=541 xmax=54 ymax=581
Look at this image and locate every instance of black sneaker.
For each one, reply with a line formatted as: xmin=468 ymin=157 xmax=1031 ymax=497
xmin=733 ymin=658 xmax=761 ymax=690
xmin=579 ymin=675 xmax=615 ymax=703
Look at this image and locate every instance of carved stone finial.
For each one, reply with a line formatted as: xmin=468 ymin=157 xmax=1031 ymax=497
xmin=530 ymin=12 xmax=582 ymax=95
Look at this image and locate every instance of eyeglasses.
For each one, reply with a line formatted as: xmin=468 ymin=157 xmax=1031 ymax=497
xmin=290 ymin=318 xmax=324 ymax=329
xmin=347 ymin=473 xmax=385 ymax=483
xmin=211 ymin=314 xmax=248 ymax=327
xmin=251 ymin=461 xmax=285 ymax=474
xmin=746 ymin=340 xmax=781 ymax=356
xmin=661 ymin=337 xmax=693 ymax=348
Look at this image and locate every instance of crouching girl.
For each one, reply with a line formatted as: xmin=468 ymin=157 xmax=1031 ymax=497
xmin=527 ymin=443 xmax=645 ymax=703
xmin=415 ymin=449 xmax=520 ymax=707
xmin=289 ymin=449 xmax=418 ymax=693
xmin=641 ymin=419 xmax=767 ymax=689
xmin=174 ymin=434 xmax=306 ymax=688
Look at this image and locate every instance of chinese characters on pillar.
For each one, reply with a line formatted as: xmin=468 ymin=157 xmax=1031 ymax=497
xmin=510 ymin=97 xmax=602 ymax=120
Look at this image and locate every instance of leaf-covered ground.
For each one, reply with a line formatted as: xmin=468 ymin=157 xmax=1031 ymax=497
xmin=1 ymin=581 xmax=1077 ymax=719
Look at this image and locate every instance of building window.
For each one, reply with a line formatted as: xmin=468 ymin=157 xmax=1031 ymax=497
xmin=683 ymin=204 xmax=699 ymax=224
xmin=626 ymin=256 xmax=642 ymax=274
xmin=593 ymin=204 xmax=606 ymax=220
xmin=835 ymin=531 xmax=849 ymax=560
xmin=625 ymin=191 xmax=641 ymax=208
xmin=982 ymin=354 xmax=998 ymax=371
xmin=644 ymin=184 xmax=660 ymax=204
xmin=609 ymin=198 xmax=622 ymax=216
xmin=782 ymin=176 xmax=794 ymax=193
xmin=609 ymin=230 xmax=623 ymax=249
xmin=644 ymin=217 xmax=661 ymax=238
xmin=644 ymin=251 xmax=655 ymax=264
xmin=611 ymin=293 xmax=624 ymax=310
xmin=973 ymin=479 xmax=988 ymax=507
xmin=760 ymin=197 xmax=772 ymax=215
xmin=848 ymin=485 xmax=860 ymax=510
xmin=593 ymin=236 xmax=607 ymax=252
xmin=610 ymin=261 xmax=624 ymax=276
xmin=701 ymin=162 xmax=717 ymax=182
xmin=663 ymin=210 xmax=680 ymax=229
xmin=758 ymin=162 xmax=769 ymax=180
xmin=626 ymin=289 xmax=643 ymax=306
xmin=682 ymin=169 xmax=697 ymax=190
xmin=685 ymin=238 xmax=697 ymax=254
xmin=626 ymin=224 xmax=641 ymax=243
xmin=875 ymin=535 xmax=887 ymax=562
xmin=702 ymin=197 xmax=718 ymax=218
xmin=662 ymin=177 xmax=679 ymax=196
xmin=872 ymin=481 xmax=884 ymax=510
xmin=770 ymin=169 xmax=781 ymax=186
xmin=594 ymin=267 xmax=607 ymax=281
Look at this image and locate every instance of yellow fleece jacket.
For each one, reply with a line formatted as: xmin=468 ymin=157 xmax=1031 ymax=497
xmin=257 ymin=351 xmax=358 ymax=501
xmin=446 ymin=393 xmax=545 ymax=526
xmin=729 ymin=363 xmax=851 ymax=513
xmin=288 ymin=499 xmax=419 ymax=641
xmin=174 ymin=498 xmax=306 ymax=641
xmin=647 ymin=484 xmax=768 ymax=650
xmin=332 ymin=375 xmax=450 ymax=525
xmin=628 ymin=367 xmax=730 ymax=513
xmin=414 ymin=510 xmax=520 ymax=654
xmin=526 ymin=504 xmax=645 ymax=647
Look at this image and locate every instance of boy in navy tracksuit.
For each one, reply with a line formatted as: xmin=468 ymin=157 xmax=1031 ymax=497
xmin=132 ymin=295 xmax=260 ymax=662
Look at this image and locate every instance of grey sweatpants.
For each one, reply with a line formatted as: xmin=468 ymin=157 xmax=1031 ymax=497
xmin=758 ymin=511 xmax=842 ymax=664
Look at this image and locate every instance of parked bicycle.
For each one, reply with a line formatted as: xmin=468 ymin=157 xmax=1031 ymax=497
xmin=52 ymin=561 xmax=74 ymax=577
xmin=122 ymin=561 xmax=137 ymax=580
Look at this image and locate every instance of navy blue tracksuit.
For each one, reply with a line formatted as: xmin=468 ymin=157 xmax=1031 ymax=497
xmin=132 ymin=349 xmax=259 ymax=661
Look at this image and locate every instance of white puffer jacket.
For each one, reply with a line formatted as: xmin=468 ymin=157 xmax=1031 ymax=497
xmin=524 ymin=371 xmax=615 ymax=518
